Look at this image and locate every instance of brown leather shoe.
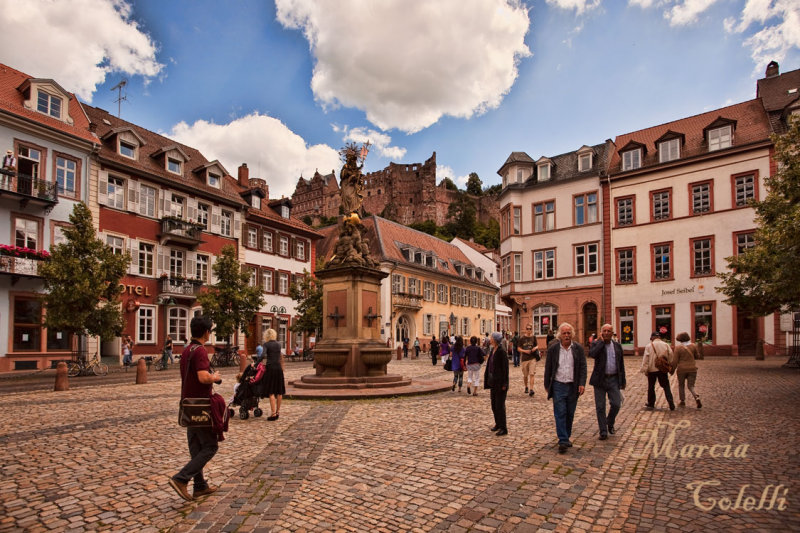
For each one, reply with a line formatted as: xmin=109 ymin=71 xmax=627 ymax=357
xmin=168 ymin=477 xmax=192 ymax=501
xmin=193 ymin=484 xmax=218 ymax=498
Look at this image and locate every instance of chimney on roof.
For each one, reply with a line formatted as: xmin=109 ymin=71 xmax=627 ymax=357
xmin=238 ymin=163 xmax=249 ymax=188
xmin=766 ymin=61 xmax=780 ymax=78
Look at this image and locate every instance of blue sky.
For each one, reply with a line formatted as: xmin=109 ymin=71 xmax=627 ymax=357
xmin=2 ymin=0 xmax=798 ymax=198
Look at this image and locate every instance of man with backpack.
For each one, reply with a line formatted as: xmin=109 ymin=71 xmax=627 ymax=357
xmin=640 ymin=331 xmax=675 ymax=410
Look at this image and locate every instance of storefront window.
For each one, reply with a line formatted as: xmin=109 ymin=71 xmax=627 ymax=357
xmin=654 ymin=306 xmax=673 ymax=342
xmin=13 ymin=298 xmax=41 ymax=351
xmin=693 ymin=303 xmax=713 ymax=344
xmin=532 ymin=304 xmax=558 ymax=336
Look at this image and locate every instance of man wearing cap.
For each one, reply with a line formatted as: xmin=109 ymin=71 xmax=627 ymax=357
xmin=641 ymin=331 xmax=675 ymax=410
xmin=544 ymin=322 xmax=587 ymax=453
xmin=588 ymin=324 xmax=626 ymax=440
xmin=1 ymin=149 xmax=16 ymax=190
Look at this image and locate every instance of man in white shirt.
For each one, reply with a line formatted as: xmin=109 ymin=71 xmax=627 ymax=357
xmin=544 ymin=323 xmax=587 ymax=454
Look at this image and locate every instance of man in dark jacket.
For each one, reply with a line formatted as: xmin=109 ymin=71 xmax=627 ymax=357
xmin=544 ymin=323 xmax=587 ymax=453
xmin=485 ymin=331 xmax=510 ymax=436
xmin=429 ymin=335 xmax=439 ymax=366
xmin=588 ymin=324 xmax=626 ymax=440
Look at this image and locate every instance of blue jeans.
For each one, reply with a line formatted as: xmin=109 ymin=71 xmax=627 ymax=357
xmin=552 ymin=381 xmax=578 ymax=445
xmin=593 ymin=375 xmax=622 ymax=435
xmin=512 ymin=349 xmax=520 ymax=366
xmin=174 ymin=427 xmax=218 ymax=489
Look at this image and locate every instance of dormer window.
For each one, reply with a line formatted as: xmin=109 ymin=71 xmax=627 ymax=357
xmin=622 ymin=148 xmax=641 ymax=171
xmin=708 ymin=125 xmax=732 ymax=151
xmin=401 ymin=248 xmax=411 ymax=261
xmin=578 ymin=153 xmax=592 ymax=172
xmin=658 ymin=138 xmax=680 ymax=162
xmin=208 ymin=173 xmax=221 ymax=188
xmin=167 ymin=157 xmax=182 ymax=174
xmin=37 ymin=91 xmax=62 ymax=118
xmin=280 ymin=205 xmax=290 ymax=219
xmin=538 ymin=163 xmax=551 ymax=181
xmin=119 ymin=140 xmax=136 ymax=159
xmin=415 ymin=251 xmax=423 ymax=264
xmin=250 ymin=195 xmax=260 ymax=209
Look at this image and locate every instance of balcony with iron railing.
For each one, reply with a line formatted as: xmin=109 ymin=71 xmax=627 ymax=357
xmin=159 ymin=276 xmax=204 ymax=299
xmin=0 ymin=169 xmax=58 ymax=211
xmin=0 ymin=255 xmax=46 ymax=281
xmin=158 ymin=217 xmax=203 ymax=248
xmin=393 ymin=292 xmax=422 ymax=310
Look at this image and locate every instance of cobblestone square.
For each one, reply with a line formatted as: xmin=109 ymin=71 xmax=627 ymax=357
xmin=0 ymin=356 xmax=798 ymax=532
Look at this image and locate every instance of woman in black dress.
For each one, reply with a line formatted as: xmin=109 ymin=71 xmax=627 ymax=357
xmin=262 ymin=328 xmax=285 ymax=421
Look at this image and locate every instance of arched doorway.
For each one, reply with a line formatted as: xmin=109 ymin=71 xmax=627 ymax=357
xmin=583 ymin=302 xmax=598 ymax=344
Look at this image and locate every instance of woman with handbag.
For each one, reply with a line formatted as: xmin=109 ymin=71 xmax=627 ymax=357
xmin=450 ymin=336 xmax=466 ymax=392
xmin=485 ymin=331 xmax=509 ymax=436
xmin=262 ymin=329 xmax=286 ymax=421
xmin=674 ymin=332 xmax=701 ymax=408
xmin=464 ymin=335 xmax=484 ymax=396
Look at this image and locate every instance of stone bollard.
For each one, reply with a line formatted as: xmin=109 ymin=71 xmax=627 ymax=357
xmin=54 ymin=362 xmax=69 ymax=391
xmin=136 ymin=358 xmax=148 ymax=384
xmin=239 ymin=351 xmax=249 ymax=373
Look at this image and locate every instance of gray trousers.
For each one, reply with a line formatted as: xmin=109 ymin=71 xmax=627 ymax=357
xmin=677 ymin=371 xmax=699 ymax=402
xmin=593 ymin=375 xmax=622 ymax=436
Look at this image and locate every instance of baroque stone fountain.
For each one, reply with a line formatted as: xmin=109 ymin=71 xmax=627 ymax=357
xmin=291 ymin=143 xmax=408 ymax=391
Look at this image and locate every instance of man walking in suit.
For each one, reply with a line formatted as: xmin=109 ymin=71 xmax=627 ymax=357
xmin=588 ymin=324 xmax=626 ymax=440
xmin=544 ymin=322 xmax=587 ymax=454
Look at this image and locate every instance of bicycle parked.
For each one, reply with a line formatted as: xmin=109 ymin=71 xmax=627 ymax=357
xmin=210 ymin=345 xmax=240 ymax=367
xmin=67 ymin=352 xmax=108 ymax=377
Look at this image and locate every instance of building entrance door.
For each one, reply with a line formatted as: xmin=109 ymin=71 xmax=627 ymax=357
xmin=396 ymin=316 xmax=410 ymax=347
xmin=583 ymin=302 xmax=598 ymax=344
xmin=736 ymin=308 xmax=758 ymax=355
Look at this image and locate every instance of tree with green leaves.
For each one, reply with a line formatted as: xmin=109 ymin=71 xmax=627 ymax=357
xmin=717 ymin=115 xmax=800 ymax=317
xmin=289 ymin=262 xmax=323 ymax=340
xmin=39 ymin=202 xmax=130 ymax=354
xmin=446 ymin=191 xmax=477 ymax=240
xmin=474 ymin=219 xmax=500 ymax=250
xmin=440 ymin=177 xmax=458 ymax=191
xmin=466 ymin=172 xmax=483 ymax=196
xmin=196 ymin=244 xmax=264 ymax=346
xmin=483 ymin=184 xmax=502 ymax=196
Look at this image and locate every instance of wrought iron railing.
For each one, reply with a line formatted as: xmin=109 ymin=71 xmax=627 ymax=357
xmin=0 ymin=169 xmax=58 ymax=202
xmin=159 ymin=277 xmax=203 ymax=296
xmin=159 ymin=217 xmax=202 ymax=241
xmin=0 ymin=255 xmax=44 ymax=277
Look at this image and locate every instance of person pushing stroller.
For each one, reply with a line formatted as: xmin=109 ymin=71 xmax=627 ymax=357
xmin=230 ymin=355 xmax=265 ymax=419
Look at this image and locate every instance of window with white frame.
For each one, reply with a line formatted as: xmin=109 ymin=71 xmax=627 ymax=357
xmin=108 ymin=176 xmax=125 ymax=209
xmin=297 ymin=241 xmax=305 ymax=261
xmin=167 ymin=157 xmax=182 ymax=174
xmin=169 ymin=249 xmax=184 ymax=277
xmin=18 ymin=146 xmax=41 ymax=179
xmin=654 ymin=244 xmax=671 ymax=279
xmin=652 ymin=190 xmax=670 ymax=220
xmin=423 ymin=281 xmax=434 ymax=301
xmin=578 ymin=153 xmax=592 ymax=171
xmin=532 ymin=304 xmax=558 ymax=336
xmin=513 ymin=253 xmax=522 ymax=282
xmin=106 ymin=235 xmax=124 ymax=255
xmin=208 ymin=173 xmax=221 ymax=188
xmin=137 ymin=306 xmax=155 ymax=343
xmin=461 ymin=317 xmax=470 ymax=336
xmin=438 ymin=283 xmax=448 ymax=303
xmin=708 ymin=126 xmax=732 ymax=151
xmin=279 ymin=235 xmax=289 ymax=255
xmin=692 ymin=183 xmax=711 ymax=214
xmin=248 ymin=267 xmax=258 ymax=287
xmin=171 ymin=194 xmax=185 ymax=218
xmin=534 ymin=249 xmax=555 ymax=280
xmin=138 ymin=242 xmax=154 ymax=276
xmin=575 ymin=243 xmax=599 ymax=275
xmin=461 ymin=288 xmax=470 ymax=306
xmin=53 ymin=225 xmax=68 ymax=247
xmin=622 ymin=149 xmax=641 ymax=171
xmin=262 ymin=270 xmax=273 ymax=292
xmin=736 ymin=232 xmax=756 ymax=255
xmin=196 ymin=254 xmax=209 ymax=282
xmin=692 ymin=238 xmax=712 ymax=276
xmin=617 ymin=249 xmax=634 ymax=283
xmin=55 ymin=156 xmax=76 ymax=196
xmin=502 ymin=256 xmax=511 ymax=284
xmin=408 ymin=277 xmax=420 ymax=296
xmin=659 ymin=138 xmax=680 ymax=162
xmin=471 ymin=290 xmax=479 ymax=307
xmin=37 ymin=91 xmax=62 ymax=118
xmin=247 ymin=226 xmax=258 ymax=248
xmin=534 ymin=201 xmax=555 ymax=232
xmin=168 ymin=307 xmax=188 ymax=340
xmin=119 ymin=140 xmax=136 ymax=159
xmin=197 ymin=203 xmax=209 ymax=229
xmin=15 ymin=218 xmax=38 ymax=249
xmin=734 ymin=174 xmax=755 ymax=206
xmin=281 ymin=205 xmax=290 ymax=218
xmin=423 ymin=314 xmax=433 ymax=336
xmin=451 ymin=285 xmax=459 ymax=306
xmin=251 ymin=195 xmax=260 ymax=209
xmin=140 ymin=185 xmax=156 ymax=217
xmin=220 ymin=210 xmax=232 ymax=236
xmin=616 ymin=197 xmax=633 ymax=226
xmin=279 ymin=273 xmax=289 ymax=295
xmin=575 ymin=193 xmax=598 ymax=225
xmin=538 ymin=163 xmax=550 ymax=181
xmin=513 ymin=207 xmax=521 ymax=234
xmin=263 ymin=231 xmax=273 ymax=252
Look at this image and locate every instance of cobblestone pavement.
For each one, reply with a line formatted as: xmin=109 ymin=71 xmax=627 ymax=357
xmin=0 ymin=356 xmax=798 ymax=532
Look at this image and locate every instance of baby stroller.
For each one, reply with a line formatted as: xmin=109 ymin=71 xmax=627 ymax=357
xmin=230 ymin=363 xmax=263 ymax=420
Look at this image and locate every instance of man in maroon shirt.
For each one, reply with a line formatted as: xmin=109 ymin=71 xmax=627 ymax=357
xmin=169 ymin=315 xmax=222 ymax=501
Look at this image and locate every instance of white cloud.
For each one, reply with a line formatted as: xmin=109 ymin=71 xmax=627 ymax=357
xmin=276 ymin=0 xmax=531 ymax=134
xmin=168 ymin=113 xmax=341 ymax=198
xmin=0 ymin=0 xmax=163 ymax=101
xmin=546 ymin=0 xmax=601 ymax=15
xmin=437 ymin=164 xmax=470 ymax=188
xmin=334 ymin=125 xmax=407 ymax=160
xmin=663 ymin=0 xmax=719 ymax=27
xmin=727 ymin=0 xmax=800 ymax=70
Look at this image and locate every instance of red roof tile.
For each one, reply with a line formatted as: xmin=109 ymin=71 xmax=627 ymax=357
xmin=608 ymin=99 xmax=772 ymax=175
xmin=0 ymin=63 xmax=97 ymax=145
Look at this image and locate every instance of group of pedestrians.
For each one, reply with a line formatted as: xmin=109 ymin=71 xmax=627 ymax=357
xmin=641 ymin=330 xmax=702 ymax=410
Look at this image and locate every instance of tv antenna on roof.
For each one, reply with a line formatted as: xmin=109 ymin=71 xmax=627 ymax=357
xmin=110 ymin=79 xmax=128 ymax=118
